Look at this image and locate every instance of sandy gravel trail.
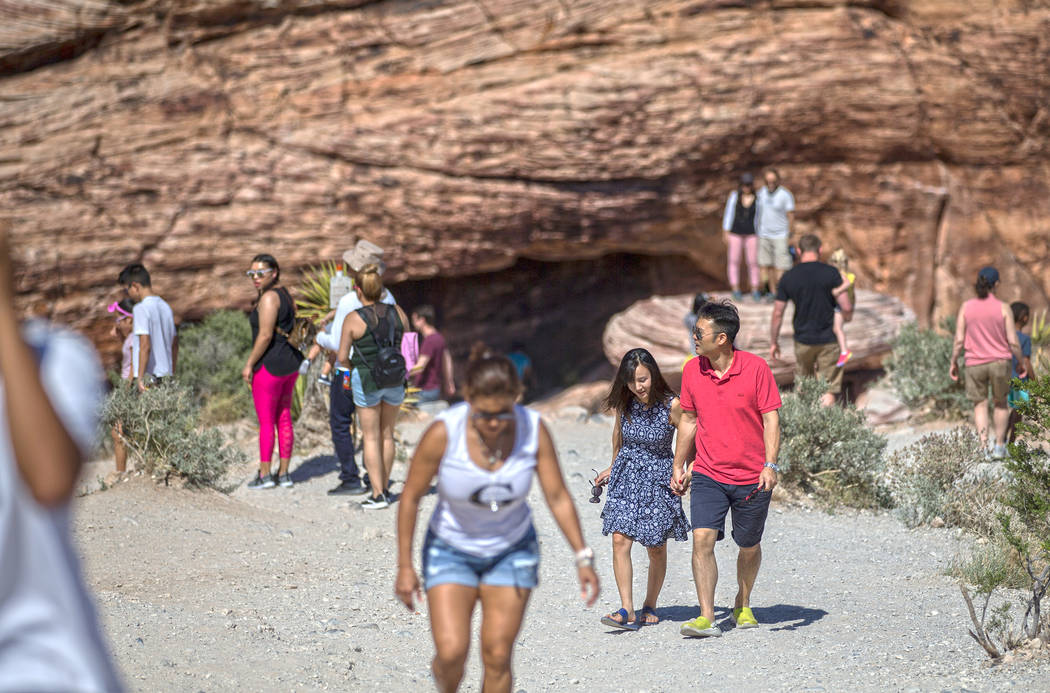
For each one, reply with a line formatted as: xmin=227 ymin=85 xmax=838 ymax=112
xmin=74 ymin=417 xmax=1050 ymax=692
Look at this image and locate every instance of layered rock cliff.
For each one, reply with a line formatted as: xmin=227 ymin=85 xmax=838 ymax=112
xmin=2 ymin=0 xmax=1048 ymax=378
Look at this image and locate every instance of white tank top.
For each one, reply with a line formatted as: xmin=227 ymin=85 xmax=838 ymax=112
xmin=427 ymin=402 xmax=539 ymax=557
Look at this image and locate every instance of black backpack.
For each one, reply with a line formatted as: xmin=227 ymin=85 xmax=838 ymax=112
xmin=358 ymin=306 xmax=406 ymax=388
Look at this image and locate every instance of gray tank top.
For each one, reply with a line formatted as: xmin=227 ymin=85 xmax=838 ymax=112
xmin=427 ymin=402 xmax=539 ymax=557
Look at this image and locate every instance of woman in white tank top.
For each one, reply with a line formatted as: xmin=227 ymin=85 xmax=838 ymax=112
xmin=396 ymin=356 xmax=599 ymax=693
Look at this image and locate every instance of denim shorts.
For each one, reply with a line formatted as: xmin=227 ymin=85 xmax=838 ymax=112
xmin=422 ymin=527 xmax=540 ymax=591
xmin=350 ymin=368 xmax=405 ymax=408
xmin=689 ymin=471 xmax=772 ymax=548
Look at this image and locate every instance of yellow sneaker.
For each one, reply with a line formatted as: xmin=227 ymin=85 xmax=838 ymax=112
xmin=732 ymin=607 xmax=759 ymax=628
xmin=680 ymin=616 xmax=722 ymax=638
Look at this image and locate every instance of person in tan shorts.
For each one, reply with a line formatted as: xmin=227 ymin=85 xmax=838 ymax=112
xmin=949 ymin=266 xmax=1025 ymax=458
xmin=769 ymin=234 xmax=853 ymax=407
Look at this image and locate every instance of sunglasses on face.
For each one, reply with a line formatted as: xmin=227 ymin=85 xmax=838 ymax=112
xmin=692 ymin=327 xmax=724 ymax=341
xmin=470 ymin=409 xmax=515 ymax=422
xmin=245 ymin=268 xmax=274 ymax=279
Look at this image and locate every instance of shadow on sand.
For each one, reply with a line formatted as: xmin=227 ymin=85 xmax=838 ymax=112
xmin=290 ymin=454 xmax=340 ymax=483
xmin=651 ymin=603 xmax=827 ymax=632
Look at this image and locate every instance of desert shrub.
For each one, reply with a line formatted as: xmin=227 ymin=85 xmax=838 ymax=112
xmin=778 ymin=377 xmax=887 ymax=506
xmin=176 ymin=310 xmax=253 ymax=423
xmin=886 ymin=322 xmax=968 ymax=417
xmin=101 ymin=381 xmax=245 ymax=488
xmin=881 ymin=428 xmax=1005 ymax=533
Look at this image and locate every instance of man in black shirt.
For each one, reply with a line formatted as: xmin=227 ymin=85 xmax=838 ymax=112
xmin=769 ymin=234 xmax=853 ymax=406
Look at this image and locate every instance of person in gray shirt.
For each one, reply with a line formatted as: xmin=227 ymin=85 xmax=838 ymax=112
xmin=755 ymin=168 xmax=796 ymax=300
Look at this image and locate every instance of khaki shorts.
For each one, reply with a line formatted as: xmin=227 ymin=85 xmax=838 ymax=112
xmin=964 ymin=359 xmax=1010 ymax=405
xmin=758 ymin=236 xmax=792 ymax=270
xmin=794 ymin=341 xmax=843 ymax=394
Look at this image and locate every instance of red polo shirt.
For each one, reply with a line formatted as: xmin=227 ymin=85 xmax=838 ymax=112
xmin=679 ymin=349 xmax=782 ymax=485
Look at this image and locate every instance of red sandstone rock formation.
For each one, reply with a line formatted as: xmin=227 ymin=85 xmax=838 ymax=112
xmin=602 ymin=289 xmax=916 ymax=385
xmin=1 ymin=0 xmax=1048 ymax=368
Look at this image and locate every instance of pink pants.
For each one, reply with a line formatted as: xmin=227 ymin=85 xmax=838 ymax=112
xmin=727 ymin=233 xmax=760 ymax=290
xmin=252 ymin=366 xmax=298 ymax=463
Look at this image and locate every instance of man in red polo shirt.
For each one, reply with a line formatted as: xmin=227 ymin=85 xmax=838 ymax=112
xmin=671 ymin=300 xmax=782 ymax=638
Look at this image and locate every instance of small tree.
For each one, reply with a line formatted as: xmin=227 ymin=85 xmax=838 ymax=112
xmin=778 ymin=377 xmax=887 ymax=506
xmin=999 ymin=373 xmax=1050 ymax=641
xmin=102 ymin=381 xmax=245 ymax=488
xmin=886 ymin=321 xmax=968 ymax=417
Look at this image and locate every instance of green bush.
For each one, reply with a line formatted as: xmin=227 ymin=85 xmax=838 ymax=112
xmin=175 ymin=310 xmax=253 ymax=423
xmin=779 ymin=377 xmax=887 ymax=507
xmin=886 ymin=322 xmax=968 ymax=417
xmin=881 ymin=427 xmax=1003 ymax=533
xmin=102 ymin=381 xmax=245 ymax=488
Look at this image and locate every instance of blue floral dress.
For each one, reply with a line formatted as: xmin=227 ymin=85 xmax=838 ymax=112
xmin=601 ymin=397 xmax=689 ymax=546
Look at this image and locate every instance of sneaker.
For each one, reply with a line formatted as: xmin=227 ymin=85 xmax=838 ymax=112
xmin=762 ymin=292 xmax=775 ymax=304
xmin=318 ymin=374 xmax=332 ymax=386
xmin=731 ymin=290 xmax=743 ymax=301
xmin=680 ymin=616 xmax=722 ymax=638
xmin=327 ymin=480 xmax=368 ymax=496
xmin=732 ymin=607 xmax=759 ymax=629
xmin=277 ymin=474 xmax=294 ymax=488
xmin=247 ymin=473 xmax=275 ymax=490
xmin=751 ymin=290 xmax=763 ymax=302
xmin=991 ymin=444 xmax=1007 ymax=460
xmin=361 ymin=494 xmax=389 ymax=510
xmin=836 ymin=350 xmax=853 ymax=368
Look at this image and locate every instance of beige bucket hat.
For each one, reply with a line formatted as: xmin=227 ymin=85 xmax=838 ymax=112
xmin=343 ymin=240 xmax=386 ymax=274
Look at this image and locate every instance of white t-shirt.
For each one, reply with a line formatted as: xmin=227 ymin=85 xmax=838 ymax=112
xmin=0 ymin=321 xmax=122 ymax=692
xmin=132 ymin=295 xmax=176 ymax=378
xmin=315 ymin=289 xmax=397 ymax=363
xmin=755 ymin=186 xmax=795 ymax=239
xmin=428 ymin=403 xmax=538 ymax=557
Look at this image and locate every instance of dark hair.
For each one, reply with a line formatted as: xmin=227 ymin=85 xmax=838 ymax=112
xmin=696 ymin=299 xmax=740 ymax=344
xmin=465 ymin=356 xmax=521 ymax=399
xmin=691 ymin=292 xmax=708 ymax=316
xmin=469 ymin=340 xmax=494 ymax=363
xmin=250 ymin=253 xmax=281 ymax=296
xmin=798 ymin=234 xmax=821 ymax=253
xmin=602 ymin=348 xmax=675 ymax=419
xmin=117 ymin=298 xmax=134 ymax=314
xmin=975 ymin=275 xmax=994 ymax=299
xmin=1011 ymin=301 xmax=1030 ymax=324
xmin=412 ymin=304 xmax=436 ymax=326
xmin=118 ymin=263 xmax=151 ymax=287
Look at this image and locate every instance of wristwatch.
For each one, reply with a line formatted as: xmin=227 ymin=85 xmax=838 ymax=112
xmin=763 ymin=462 xmax=780 ymax=473
xmin=574 ymin=547 xmax=595 ymax=567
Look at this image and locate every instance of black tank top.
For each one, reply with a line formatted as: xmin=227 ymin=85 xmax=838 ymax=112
xmin=249 ymin=287 xmax=303 ymax=376
xmin=731 ymin=193 xmax=757 ymax=236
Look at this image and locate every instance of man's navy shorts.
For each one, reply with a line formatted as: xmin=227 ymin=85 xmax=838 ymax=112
xmin=690 ymin=471 xmax=772 ymax=548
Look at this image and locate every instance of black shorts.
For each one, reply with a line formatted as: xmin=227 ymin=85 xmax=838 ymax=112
xmin=689 ymin=471 xmax=772 ymax=548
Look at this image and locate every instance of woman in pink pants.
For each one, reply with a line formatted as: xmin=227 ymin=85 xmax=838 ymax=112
xmin=241 ymin=254 xmax=304 ymax=489
xmin=722 ymin=172 xmax=761 ymax=301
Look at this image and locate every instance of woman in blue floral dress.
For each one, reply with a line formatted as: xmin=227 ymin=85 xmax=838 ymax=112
xmin=594 ymin=348 xmax=689 ymax=630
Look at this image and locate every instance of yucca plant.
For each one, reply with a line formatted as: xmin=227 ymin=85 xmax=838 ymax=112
xmin=296 ymin=260 xmax=344 ymax=322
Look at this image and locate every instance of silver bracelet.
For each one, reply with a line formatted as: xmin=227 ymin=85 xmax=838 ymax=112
xmin=574 ymin=546 xmax=594 ymax=567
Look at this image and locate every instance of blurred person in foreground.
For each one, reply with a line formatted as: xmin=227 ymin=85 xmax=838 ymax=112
xmin=949 ymin=266 xmax=1025 ymax=458
xmin=0 ymin=227 xmax=123 ymax=691
xmin=396 ymin=356 xmax=599 ymax=692
xmin=672 ymin=300 xmax=782 ymax=637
